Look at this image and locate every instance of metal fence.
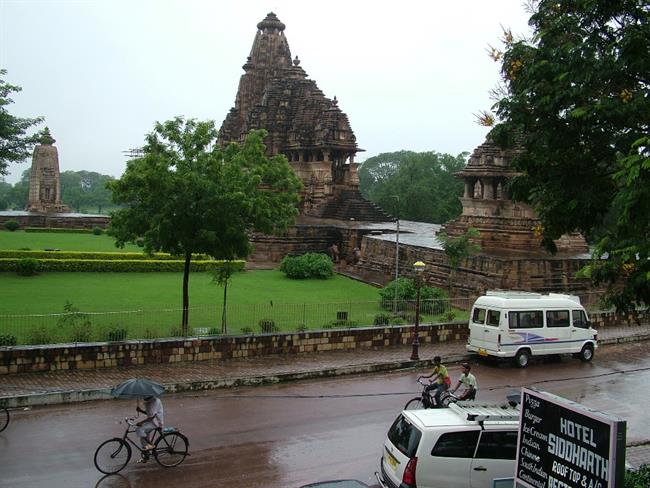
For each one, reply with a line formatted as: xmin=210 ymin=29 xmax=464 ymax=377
xmin=0 ymin=298 xmax=474 ymax=346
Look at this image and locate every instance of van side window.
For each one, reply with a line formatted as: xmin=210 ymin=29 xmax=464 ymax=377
xmin=475 ymin=431 xmax=518 ymax=460
xmin=486 ymin=309 xmax=500 ymax=326
xmin=572 ymin=310 xmax=588 ymax=328
xmin=509 ymin=311 xmax=543 ymax=329
xmin=546 ymin=310 xmax=570 ymax=327
xmin=431 ymin=430 xmax=479 ymax=458
xmin=472 ymin=308 xmax=486 ymax=325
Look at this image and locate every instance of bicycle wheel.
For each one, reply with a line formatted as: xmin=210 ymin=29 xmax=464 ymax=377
xmin=0 ymin=408 xmax=9 ymax=433
xmin=154 ymin=432 xmax=189 ymax=467
xmin=94 ymin=438 xmax=132 ymax=474
xmin=404 ymin=397 xmax=426 ymax=410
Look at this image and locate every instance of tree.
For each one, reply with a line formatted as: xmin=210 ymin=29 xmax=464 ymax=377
xmin=0 ymin=69 xmax=43 ymax=175
xmin=481 ymin=1 xmax=650 ymax=311
xmin=437 ymin=228 xmax=481 ymax=295
xmin=358 ymin=150 xmax=467 ymax=224
xmin=210 ymin=261 xmax=241 ymax=334
xmin=108 ymin=118 xmax=303 ymax=333
xmin=60 ymin=170 xmax=115 ymax=213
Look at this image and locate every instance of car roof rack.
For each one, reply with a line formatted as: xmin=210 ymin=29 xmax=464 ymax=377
xmin=448 ymin=403 xmax=520 ymax=422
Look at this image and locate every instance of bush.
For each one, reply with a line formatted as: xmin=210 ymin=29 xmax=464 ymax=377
xmin=0 ymin=250 xmax=218 ymax=261
xmin=280 ymin=253 xmax=334 ymax=279
xmin=136 ymin=238 xmax=145 ymax=247
xmin=4 ymin=220 xmax=20 ymax=231
xmin=25 ymin=227 xmax=94 ymax=233
xmin=0 ymin=334 xmax=17 ymax=346
xmin=0 ymin=258 xmax=238 ymax=273
xmin=16 ymin=257 xmax=40 ymax=276
xmin=104 ymin=327 xmax=128 ymax=342
xmin=57 ymin=301 xmax=92 ymax=343
xmin=92 ymin=226 xmax=103 ymax=235
xmin=323 ymin=319 xmax=359 ymax=329
xmin=27 ymin=325 xmax=54 ymax=345
xmin=379 ymin=278 xmax=448 ymax=312
xmin=258 ymin=318 xmax=278 ymax=333
xmin=295 ymin=324 xmax=308 ymax=332
xmin=374 ymin=313 xmax=391 ymax=326
xmin=626 ymin=464 xmax=650 ymax=488
xmin=241 ymin=326 xmax=253 ymax=335
xmin=170 ymin=326 xmax=184 ymax=337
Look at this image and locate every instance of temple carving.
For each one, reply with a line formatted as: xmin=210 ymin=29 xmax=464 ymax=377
xmin=25 ymin=128 xmax=70 ymax=214
xmin=220 ymin=12 xmax=390 ymax=222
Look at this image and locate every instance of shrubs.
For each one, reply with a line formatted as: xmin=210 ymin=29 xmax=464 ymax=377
xmin=4 ymin=220 xmax=19 ymax=231
xmin=258 ymin=318 xmax=278 ymax=333
xmin=0 ymin=334 xmax=17 ymax=346
xmin=92 ymin=226 xmax=103 ymax=235
xmin=16 ymin=257 xmax=40 ymax=276
xmin=104 ymin=327 xmax=128 ymax=342
xmin=280 ymin=253 xmax=334 ymax=279
xmin=323 ymin=319 xmax=358 ymax=329
xmin=27 ymin=325 xmax=54 ymax=345
xmin=379 ymin=277 xmax=448 ymax=313
xmin=373 ymin=313 xmax=391 ymax=326
xmin=57 ymin=301 xmax=92 ymax=343
xmin=625 ymin=464 xmax=649 ymax=488
xmin=0 ymin=258 xmax=236 ymax=272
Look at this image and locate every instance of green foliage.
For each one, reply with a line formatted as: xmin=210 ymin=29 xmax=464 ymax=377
xmin=379 ymin=277 xmax=448 ymax=311
xmin=16 ymin=257 xmax=39 ymax=276
xmin=280 ymin=252 xmax=334 ymax=279
xmin=295 ymin=324 xmax=308 ymax=333
xmin=437 ymin=227 xmax=481 ymax=295
xmin=92 ymin=226 xmax=103 ymax=235
xmin=241 ymin=326 xmax=253 ymax=334
xmin=0 ymin=334 xmax=17 ymax=346
xmin=108 ymin=119 xmax=302 ymax=332
xmin=323 ymin=319 xmax=359 ymax=329
xmin=103 ymin=326 xmax=128 ymax=342
xmin=25 ymin=227 xmax=94 ymax=233
xmin=258 ymin=318 xmax=278 ymax=333
xmin=373 ymin=313 xmax=391 ymax=326
xmin=625 ymin=464 xmax=649 ymax=488
xmin=487 ymin=1 xmax=650 ymax=312
xmin=211 ymin=260 xmax=242 ymax=334
xmin=0 ymin=258 xmax=234 ymax=272
xmin=0 ymin=70 xmax=44 ymax=176
xmin=0 ymin=250 xmax=219 ymax=261
xmin=4 ymin=220 xmax=19 ymax=231
xmin=358 ymin=150 xmax=467 ymax=224
xmin=27 ymin=325 xmax=53 ymax=345
xmin=60 ymin=170 xmax=115 ymax=214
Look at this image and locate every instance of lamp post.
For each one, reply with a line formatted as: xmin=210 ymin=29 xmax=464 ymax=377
xmin=411 ymin=261 xmax=425 ymax=361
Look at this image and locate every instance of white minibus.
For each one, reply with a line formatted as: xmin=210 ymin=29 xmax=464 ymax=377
xmin=466 ymin=291 xmax=598 ymax=367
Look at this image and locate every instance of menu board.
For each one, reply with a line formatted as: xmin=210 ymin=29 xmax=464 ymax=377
xmin=515 ymin=388 xmax=626 ymax=488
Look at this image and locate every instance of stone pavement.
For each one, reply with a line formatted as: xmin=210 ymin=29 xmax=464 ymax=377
xmin=0 ymin=323 xmax=649 ymax=468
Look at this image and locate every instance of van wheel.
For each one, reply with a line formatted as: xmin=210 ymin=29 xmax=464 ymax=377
xmin=514 ymin=350 xmax=531 ymax=368
xmin=579 ymin=344 xmax=594 ymax=362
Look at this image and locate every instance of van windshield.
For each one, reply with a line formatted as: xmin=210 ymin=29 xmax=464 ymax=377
xmin=388 ymin=414 xmax=422 ymax=458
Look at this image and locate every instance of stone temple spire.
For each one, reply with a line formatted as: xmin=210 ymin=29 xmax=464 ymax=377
xmin=26 ymin=127 xmax=70 ymax=213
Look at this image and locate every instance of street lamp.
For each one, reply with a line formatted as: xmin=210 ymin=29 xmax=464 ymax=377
xmin=411 ymin=261 xmax=426 ymax=361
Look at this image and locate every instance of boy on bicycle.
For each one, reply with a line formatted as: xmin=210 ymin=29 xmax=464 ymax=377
xmin=451 ymin=363 xmax=477 ymax=401
xmin=424 ymin=356 xmax=451 ymax=407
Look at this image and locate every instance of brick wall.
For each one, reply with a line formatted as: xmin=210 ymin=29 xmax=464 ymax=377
xmin=0 ymin=322 xmax=467 ymax=375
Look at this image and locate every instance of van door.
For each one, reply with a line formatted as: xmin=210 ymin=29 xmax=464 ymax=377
xmin=571 ymin=309 xmax=593 ymax=352
xmin=469 ymin=307 xmax=501 ymax=356
xmin=469 ymin=430 xmax=517 ymax=488
xmin=545 ymin=310 xmax=571 ymax=353
xmin=421 ymin=430 xmax=479 ymax=488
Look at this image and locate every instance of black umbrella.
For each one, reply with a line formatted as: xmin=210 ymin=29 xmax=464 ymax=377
xmin=111 ymin=378 xmax=166 ymax=399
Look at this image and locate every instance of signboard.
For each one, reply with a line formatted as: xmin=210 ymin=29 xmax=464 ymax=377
xmin=515 ymin=388 xmax=626 ymax=488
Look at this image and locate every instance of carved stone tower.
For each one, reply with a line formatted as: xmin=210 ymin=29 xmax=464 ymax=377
xmin=25 ymin=128 xmax=70 ymax=213
xmin=440 ymin=138 xmax=588 ymax=255
xmin=220 ymin=12 xmax=391 ymax=222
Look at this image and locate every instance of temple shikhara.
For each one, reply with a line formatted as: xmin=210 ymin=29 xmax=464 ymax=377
xmin=220 ymin=12 xmax=389 ymax=222
xmin=25 ymin=128 xmax=70 ymax=214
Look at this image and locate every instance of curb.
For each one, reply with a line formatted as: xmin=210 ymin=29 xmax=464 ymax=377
xmin=0 ymin=353 xmax=471 ymax=409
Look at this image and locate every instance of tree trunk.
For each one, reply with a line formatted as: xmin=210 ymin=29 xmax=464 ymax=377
xmin=221 ymin=282 xmax=228 ymax=334
xmin=182 ymin=252 xmax=191 ymax=335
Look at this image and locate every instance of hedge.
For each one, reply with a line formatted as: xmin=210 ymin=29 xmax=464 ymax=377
xmin=0 ymin=250 xmax=211 ymax=261
xmin=0 ymin=258 xmax=246 ymax=273
xmin=24 ymin=227 xmax=97 ymax=233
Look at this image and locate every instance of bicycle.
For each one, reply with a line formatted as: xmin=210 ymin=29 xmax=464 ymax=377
xmin=94 ymin=417 xmax=189 ymax=474
xmin=404 ymin=377 xmax=460 ymax=410
xmin=0 ymin=407 xmax=9 ymax=433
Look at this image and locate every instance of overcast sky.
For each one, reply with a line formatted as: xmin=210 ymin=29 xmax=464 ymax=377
xmin=0 ymin=0 xmax=533 ymax=184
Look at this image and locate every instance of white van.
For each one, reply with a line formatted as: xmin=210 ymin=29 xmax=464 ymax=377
xmin=466 ymin=291 xmax=597 ymax=367
xmin=376 ymin=402 xmax=520 ymax=488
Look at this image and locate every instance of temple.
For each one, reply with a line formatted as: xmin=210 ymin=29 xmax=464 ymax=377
xmin=25 ymin=128 xmax=70 ymax=214
xmin=220 ymin=12 xmax=390 ymax=222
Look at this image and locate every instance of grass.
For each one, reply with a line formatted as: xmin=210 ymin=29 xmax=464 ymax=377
xmin=0 ymin=230 xmax=141 ymax=252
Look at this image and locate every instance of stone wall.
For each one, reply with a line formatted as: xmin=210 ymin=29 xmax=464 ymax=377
xmin=0 ymin=322 xmax=467 ymax=375
xmin=0 ymin=213 xmax=109 ymax=230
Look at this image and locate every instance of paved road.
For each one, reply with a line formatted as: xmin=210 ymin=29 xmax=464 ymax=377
xmin=0 ymin=341 xmax=648 ymax=488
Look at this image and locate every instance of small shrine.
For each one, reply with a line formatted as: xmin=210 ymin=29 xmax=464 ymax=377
xmin=220 ymin=12 xmax=390 ymax=222
xmin=25 ymin=128 xmax=70 ymax=214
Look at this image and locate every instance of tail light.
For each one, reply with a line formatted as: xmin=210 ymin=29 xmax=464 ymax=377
xmin=497 ymin=333 xmax=501 ymax=351
xmin=403 ymin=457 xmax=418 ymax=487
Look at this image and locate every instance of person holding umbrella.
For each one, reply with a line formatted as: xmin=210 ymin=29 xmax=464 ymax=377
xmin=136 ymin=395 xmax=164 ymax=456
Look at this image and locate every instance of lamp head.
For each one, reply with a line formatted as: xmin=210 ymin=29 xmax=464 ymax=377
xmin=413 ymin=261 xmax=425 ymax=274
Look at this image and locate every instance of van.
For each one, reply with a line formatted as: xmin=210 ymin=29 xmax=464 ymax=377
xmin=376 ymin=402 xmax=520 ymax=488
xmin=466 ymin=291 xmax=597 ymax=367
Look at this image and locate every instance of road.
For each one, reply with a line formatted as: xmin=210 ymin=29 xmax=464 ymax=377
xmin=0 ymin=341 xmax=648 ymax=488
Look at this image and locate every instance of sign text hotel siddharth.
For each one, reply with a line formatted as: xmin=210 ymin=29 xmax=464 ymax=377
xmin=515 ymin=388 xmax=626 ymax=488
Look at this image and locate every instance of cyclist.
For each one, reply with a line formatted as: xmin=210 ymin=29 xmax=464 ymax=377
xmin=135 ymin=395 xmax=164 ymax=462
xmin=424 ymin=356 xmax=451 ymax=407
xmin=451 ymin=362 xmax=477 ymax=401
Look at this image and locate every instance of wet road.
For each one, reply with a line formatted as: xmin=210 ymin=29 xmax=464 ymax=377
xmin=0 ymin=342 xmax=648 ymax=488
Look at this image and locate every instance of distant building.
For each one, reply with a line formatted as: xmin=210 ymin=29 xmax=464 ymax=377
xmin=25 ymin=128 xmax=70 ymax=214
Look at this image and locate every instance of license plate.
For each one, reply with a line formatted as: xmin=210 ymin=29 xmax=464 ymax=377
xmin=385 ymin=451 xmax=398 ymax=470
xmin=478 ymin=348 xmax=488 ymax=357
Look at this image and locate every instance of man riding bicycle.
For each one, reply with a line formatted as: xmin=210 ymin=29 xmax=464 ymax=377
xmin=422 ymin=356 xmax=451 ymax=407
xmin=451 ymin=362 xmax=477 ymax=401
xmin=135 ymin=395 xmax=164 ymax=462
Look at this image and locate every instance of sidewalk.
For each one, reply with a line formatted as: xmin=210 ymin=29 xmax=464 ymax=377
xmin=1 ymin=324 xmax=649 ymax=468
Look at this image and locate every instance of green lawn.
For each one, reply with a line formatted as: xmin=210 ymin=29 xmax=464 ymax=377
xmin=0 ymin=230 xmax=141 ymax=252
